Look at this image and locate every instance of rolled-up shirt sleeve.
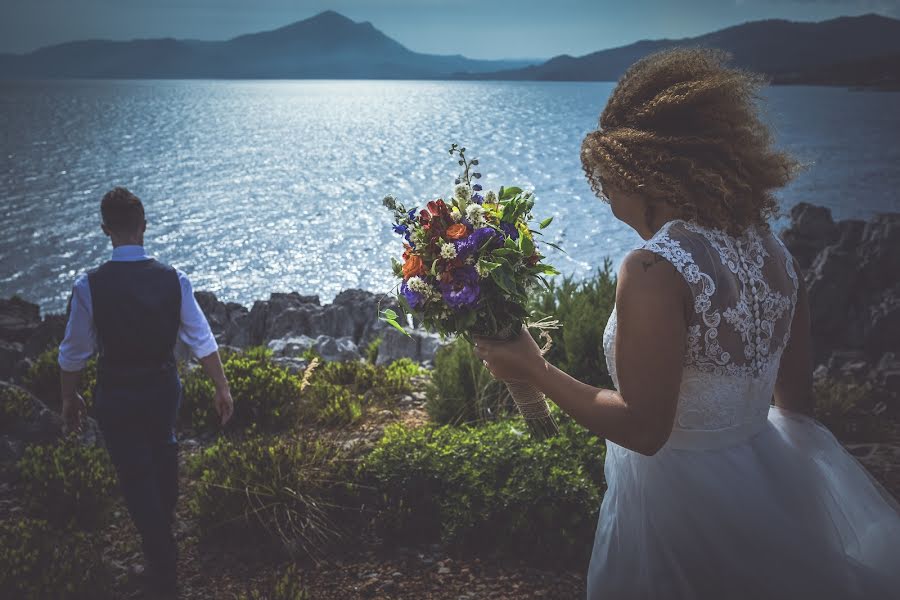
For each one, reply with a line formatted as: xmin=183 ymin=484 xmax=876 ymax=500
xmin=58 ymin=274 xmax=97 ymax=371
xmin=177 ymin=271 xmax=218 ymax=359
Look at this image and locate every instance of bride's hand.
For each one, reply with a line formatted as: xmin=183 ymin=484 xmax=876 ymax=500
xmin=473 ymin=327 xmax=546 ymax=383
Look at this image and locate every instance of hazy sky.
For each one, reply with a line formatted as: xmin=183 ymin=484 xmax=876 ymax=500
xmin=1 ymin=0 xmax=898 ymax=59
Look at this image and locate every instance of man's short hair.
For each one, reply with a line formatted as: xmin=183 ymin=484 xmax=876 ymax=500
xmin=100 ymin=187 xmax=145 ymax=234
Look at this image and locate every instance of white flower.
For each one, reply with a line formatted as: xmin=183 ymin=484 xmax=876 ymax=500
xmin=407 ymin=276 xmax=427 ymax=293
xmin=454 ymin=184 xmax=471 ymax=203
xmin=440 ymin=242 xmax=457 ymax=260
xmin=466 ymin=203 xmax=486 ymax=228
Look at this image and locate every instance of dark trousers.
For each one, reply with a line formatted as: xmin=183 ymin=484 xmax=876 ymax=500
xmin=94 ymin=367 xmax=182 ymax=587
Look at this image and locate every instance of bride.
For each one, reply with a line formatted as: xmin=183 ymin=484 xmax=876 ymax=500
xmin=473 ymin=49 xmax=900 ymax=599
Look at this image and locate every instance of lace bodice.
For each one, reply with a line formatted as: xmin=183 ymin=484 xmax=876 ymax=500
xmin=603 ymin=219 xmax=799 ymax=440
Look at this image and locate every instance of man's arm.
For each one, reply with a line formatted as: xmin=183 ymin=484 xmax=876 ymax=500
xmin=176 ymin=271 xmax=233 ymax=425
xmin=58 ymin=274 xmax=96 ymax=432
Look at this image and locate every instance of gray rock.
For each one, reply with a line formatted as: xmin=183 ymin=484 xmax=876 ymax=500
xmin=375 ymin=326 xmax=446 ymax=366
xmin=194 ymin=290 xmax=249 ymax=347
xmin=314 ymin=335 xmax=361 ymax=362
xmin=271 ymin=356 xmax=310 ymax=375
xmin=0 ymin=340 xmax=24 ymax=381
xmin=267 ymin=335 xmax=317 ymax=357
xmin=0 ymin=382 xmax=103 ymax=466
xmin=779 ymin=203 xmax=838 ymax=269
xmin=0 ymin=296 xmax=41 ymax=344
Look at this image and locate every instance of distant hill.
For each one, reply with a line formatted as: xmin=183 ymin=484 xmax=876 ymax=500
xmin=2 ymin=11 xmax=899 ymax=85
xmin=0 ymin=10 xmax=534 ymax=79
xmin=459 ymin=14 xmax=900 ymax=86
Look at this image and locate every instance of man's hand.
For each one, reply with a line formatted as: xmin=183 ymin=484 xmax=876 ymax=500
xmin=62 ymin=393 xmax=87 ymax=433
xmin=214 ymin=385 xmax=234 ymax=426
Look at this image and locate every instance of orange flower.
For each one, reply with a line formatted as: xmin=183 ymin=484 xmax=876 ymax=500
xmin=402 ymin=254 xmax=426 ymax=279
xmin=445 ymin=223 xmax=469 ymax=240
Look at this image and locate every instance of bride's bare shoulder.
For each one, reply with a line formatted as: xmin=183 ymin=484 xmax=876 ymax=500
xmin=616 ymin=248 xmax=692 ymax=310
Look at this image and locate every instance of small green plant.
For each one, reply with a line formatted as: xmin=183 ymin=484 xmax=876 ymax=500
xmin=17 ymin=434 xmax=117 ymax=529
xmin=0 ymin=518 xmax=112 ymax=600
xmin=364 ymin=337 xmax=382 ymax=364
xmin=180 ymin=347 xmax=303 ymax=432
xmin=188 ymin=435 xmax=350 ymax=559
xmin=300 ymin=381 xmax=364 ymax=426
xmin=23 ymin=347 xmax=97 ymax=412
xmin=361 ymin=416 xmax=604 ymax=565
xmin=425 ymin=338 xmax=511 ymax=425
xmin=0 ymin=384 xmax=35 ymax=429
xmin=233 ymin=564 xmax=309 ymax=600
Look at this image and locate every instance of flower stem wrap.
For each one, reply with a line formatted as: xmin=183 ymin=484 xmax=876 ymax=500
xmin=490 ymin=318 xmax=560 ymax=440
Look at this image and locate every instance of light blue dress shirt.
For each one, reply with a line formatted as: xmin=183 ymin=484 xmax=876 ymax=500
xmin=58 ymin=245 xmax=219 ymax=371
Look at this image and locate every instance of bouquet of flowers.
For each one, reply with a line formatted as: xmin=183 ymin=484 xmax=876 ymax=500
xmin=381 ymin=144 xmax=561 ymax=439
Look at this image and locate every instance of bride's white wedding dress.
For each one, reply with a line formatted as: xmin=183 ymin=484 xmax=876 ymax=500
xmin=587 ymin=219 xmax=900 ymax=600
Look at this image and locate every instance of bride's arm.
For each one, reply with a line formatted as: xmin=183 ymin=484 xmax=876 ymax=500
xmin=773 ymin=257 xmax=815 ymax=416
xmin=476 ymin=250 xmax=687 ymax=456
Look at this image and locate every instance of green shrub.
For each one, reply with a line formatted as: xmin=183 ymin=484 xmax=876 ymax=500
xmin=300 ymin=381 xmax=364 ymax=426
xmin=0 ymin=384 xmax=35 ymax=429
xmin=361 ymin=417 xmax=604 ymax=565
xmin=530 ymin=262 xmax=616 ymax=388
xmin=384 ymin=358 xmax=422 ymax=394
xmin=296 ymin=358 xmax=421 ymax=426
xmin=425 ymin=339 xmax=511 ymax=425
xmin=17 ymin=434 xmax=116 ymax=529
xmin=188 ymin=435 xmax=350 ymax=559
xmin=364 ymin=337 xmax=382 ymax=364
xmin=180 ymin=347 xmax=303 ymax=432
xmin=23 ymin=347 xmax=97 ymax=412
xmin=0 ymin=518 xmax=112 ymax=600
xmin=234 ymin=564 xmax=309 ymax=600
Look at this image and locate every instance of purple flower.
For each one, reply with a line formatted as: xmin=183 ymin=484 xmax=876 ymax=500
xmin=454 ymin=226 xmax=498 ymax=259
xmin=439 ymin=265 xmax=480 ymax=310
xmin=473 ymin=184 xmax=483 ymax=191
xmin=393 ymin=223 xmax=409 ymax=236
xmin=407 ymin=208 xmax=418 ymax=221
xmin=471 ymin=193 xmax=484 ymax=205
xmin=499 ymin=222 xmax=519 ymax=240
xmin=401 ymin=280 xmax=424 ymax=309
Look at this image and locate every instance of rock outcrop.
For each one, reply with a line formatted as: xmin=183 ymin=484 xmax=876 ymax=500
xmin=191 ymin=289 xmax=444 ymax=366
xmin=780 ymin=202 xmax=900 ymax=399
xmin=0 ymin=297 xmax=66 ymax=381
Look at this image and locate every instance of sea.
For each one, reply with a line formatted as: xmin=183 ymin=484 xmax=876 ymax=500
xmin=1 ymin=80 xmax=898 ymax=313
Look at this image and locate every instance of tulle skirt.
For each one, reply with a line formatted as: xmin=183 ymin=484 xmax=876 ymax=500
xmin=587 ymin=406 xmax=900 ymax=600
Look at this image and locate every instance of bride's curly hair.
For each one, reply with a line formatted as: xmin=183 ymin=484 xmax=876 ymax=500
xmin=581 ymin=48 xmax=801 ymax=234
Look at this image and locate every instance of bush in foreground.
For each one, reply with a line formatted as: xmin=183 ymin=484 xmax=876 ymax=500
xmin=17 ymin=434 xmax=116 ymax=529
xmin=188 ymin=434 xmax=352 ymax=559
xmin=0 ymin=517 xmax=112 ymax=600
xmin=361 ymin=414 xmax=605 ymax=565
xmin=180 ymin=347 xmax=303 ymax=432
xmin=23 ymin=347 xmax=97 ymax=411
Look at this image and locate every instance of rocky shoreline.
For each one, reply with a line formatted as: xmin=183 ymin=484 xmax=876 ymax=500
xmin=1 ymin=203 xmax=897 ymax=399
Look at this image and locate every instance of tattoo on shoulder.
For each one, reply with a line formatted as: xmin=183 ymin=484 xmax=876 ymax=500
xmin=641 ymin=254 xmax=665 ymax=272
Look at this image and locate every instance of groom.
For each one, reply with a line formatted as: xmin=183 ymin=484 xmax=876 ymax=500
xmin=58 ymin=187 xmax=234 ymax=596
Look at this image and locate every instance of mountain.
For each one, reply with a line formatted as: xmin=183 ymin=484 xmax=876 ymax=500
xmin=459 ymin=14 xmax=900 ymax=85
xmin=0 ymin=11 xmax=535 ymax=79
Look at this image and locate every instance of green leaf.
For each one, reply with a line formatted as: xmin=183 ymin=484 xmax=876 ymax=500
xmin=382 ymin=309 xmax=398 ymax=320
xmin=500 ymin=186 xmax=522 ymax=200
xmin=383 ymin=317 xmax=411 ymax=337
xmin=490 ymin=267 xmax=516 ymax=296
xmin=477 ymin=260 xmax=501 ymax=275
xmin=520 ymin=234 xmax=535 ymax=257
xmin=539 ymin=216 xmax=553 ymax=229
